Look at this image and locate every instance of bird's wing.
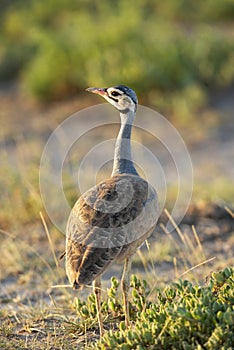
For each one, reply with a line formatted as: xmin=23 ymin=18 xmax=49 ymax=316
xmin=66 ymin=174 xmax=158 ymax=288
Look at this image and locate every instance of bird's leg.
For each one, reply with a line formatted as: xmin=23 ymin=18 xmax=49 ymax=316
xmin=93 ymin=276 xmax=104 ymax=337
xmin=121 ymin=257 xmax=132 ymax=328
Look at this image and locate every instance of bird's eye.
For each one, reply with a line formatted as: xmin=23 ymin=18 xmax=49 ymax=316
xmin=111 ymin=91 xmax=120 ymax=97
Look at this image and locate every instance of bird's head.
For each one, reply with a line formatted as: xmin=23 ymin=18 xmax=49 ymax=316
xmin=86 ymin=85 xmax=138 ymax=113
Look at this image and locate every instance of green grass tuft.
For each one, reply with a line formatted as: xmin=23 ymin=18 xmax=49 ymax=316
xmin=92 ymin=268 xmax=234 ymax=349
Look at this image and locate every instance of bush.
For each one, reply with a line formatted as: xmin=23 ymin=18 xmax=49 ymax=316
xmin=85 ymin=268 xmax=234 ymax=349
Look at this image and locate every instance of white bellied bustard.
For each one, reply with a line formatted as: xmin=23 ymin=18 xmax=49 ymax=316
xmin=66 ymin=85 xmax=159 ymax=335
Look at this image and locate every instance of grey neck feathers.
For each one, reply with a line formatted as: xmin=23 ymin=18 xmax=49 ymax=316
xmin=111 ymin=111 xmax=139 ymax=177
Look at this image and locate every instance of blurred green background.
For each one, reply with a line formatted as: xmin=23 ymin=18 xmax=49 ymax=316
xmin=1 ymin=0 xmax=234 ymax=108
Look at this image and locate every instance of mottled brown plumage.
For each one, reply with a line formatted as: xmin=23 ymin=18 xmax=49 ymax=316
xmin=66 ymin=174 xmax=157 ymax=288
xmin=65 ymin=86 xmax=159 ymax=335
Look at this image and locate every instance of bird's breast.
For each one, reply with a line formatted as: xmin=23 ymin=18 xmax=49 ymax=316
xmin=66 ymin=174 xmax=159 ymax=249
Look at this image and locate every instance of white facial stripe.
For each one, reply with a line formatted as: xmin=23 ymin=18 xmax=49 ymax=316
xmin=107 ymin=88 xmax=124 ymax=97
xmin=104 ymin=87 xmax=136 ymax=113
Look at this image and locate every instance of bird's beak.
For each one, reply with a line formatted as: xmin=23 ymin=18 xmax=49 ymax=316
xmin=85 ymin=87 xmax=107 ymax=96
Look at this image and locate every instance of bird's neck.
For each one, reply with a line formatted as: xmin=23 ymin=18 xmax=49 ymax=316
xmin=111 ymin=111 xmax=138 ymax=177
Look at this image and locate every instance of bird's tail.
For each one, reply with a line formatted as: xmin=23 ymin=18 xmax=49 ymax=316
xmin=73 ymin=280 xmax=84 ymax=291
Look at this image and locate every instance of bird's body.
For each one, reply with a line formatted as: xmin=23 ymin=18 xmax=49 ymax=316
xmin=65 ymin=85 xmax=159 ymax=335
xmin=66 ymin=173 xmax=157 ymax=288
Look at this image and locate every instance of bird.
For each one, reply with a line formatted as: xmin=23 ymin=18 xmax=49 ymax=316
xmin=65 ymin=85 xmax=159 ymax=336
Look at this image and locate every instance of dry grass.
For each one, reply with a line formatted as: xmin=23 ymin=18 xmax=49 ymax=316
xmin=1 ymin=200 xmax=233 ymax=348
xmin=1 ymin=91 xmax=234 ymax=348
